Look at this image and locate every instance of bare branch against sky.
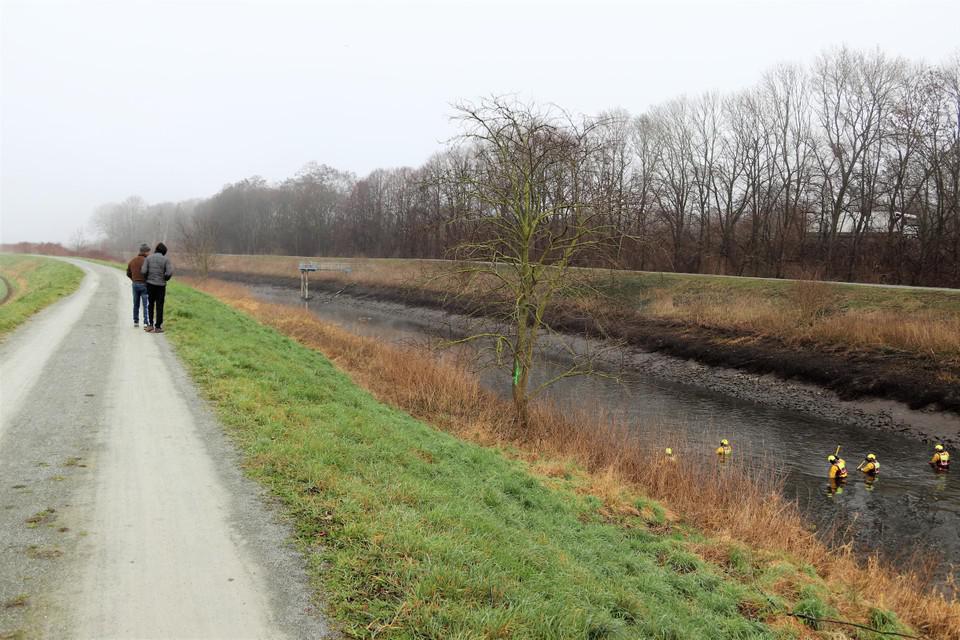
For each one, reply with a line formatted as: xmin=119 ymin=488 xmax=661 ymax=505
xmin=2 ymin=0 xmax=958 ymax=243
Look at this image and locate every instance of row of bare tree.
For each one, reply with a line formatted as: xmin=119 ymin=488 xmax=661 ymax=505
xmin=91 ymin=47 xmax=960 ymax=286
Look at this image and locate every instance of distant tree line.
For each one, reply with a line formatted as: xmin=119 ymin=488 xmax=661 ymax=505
xmin=91 ymin=47 xmax=960 ymax=286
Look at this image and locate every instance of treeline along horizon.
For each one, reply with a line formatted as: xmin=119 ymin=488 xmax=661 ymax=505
xmin=92 ymin=46 xmax=960 ymax=287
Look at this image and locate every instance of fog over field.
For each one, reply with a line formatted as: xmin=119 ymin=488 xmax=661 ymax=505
xmin=2 ymin=0 xmax=959 ymax=244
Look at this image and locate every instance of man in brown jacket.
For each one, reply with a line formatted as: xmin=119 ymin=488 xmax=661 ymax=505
xmin=126 ymin=243 xmax=151 ymax=328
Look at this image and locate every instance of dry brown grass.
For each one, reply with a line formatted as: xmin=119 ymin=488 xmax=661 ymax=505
xmin=810 ymin=310 xmax=960 ymax=356
xmin=647 ymin=287 xmax=960 ymax=360
xmin=186 ymin=276 xmax=959 ymax=639
xmin=214 ymin=254 xmax=450 ymax=290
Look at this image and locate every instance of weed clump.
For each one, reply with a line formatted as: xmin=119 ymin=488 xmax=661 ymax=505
xmin=25 ymin=545 xmax=62 ymax=560
xmin=2 ymin=594 xmax=28 ymax=609
xmin=24 ymin=508 xmax=56 ymax=528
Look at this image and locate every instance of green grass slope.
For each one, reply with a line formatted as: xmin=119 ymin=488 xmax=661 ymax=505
xmin=0 ymin=255 xmax=84 ymax=336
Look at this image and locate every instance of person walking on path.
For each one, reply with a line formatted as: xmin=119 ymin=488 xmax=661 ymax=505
xmin=126 ymin=243 xmax=151 ymax=329
xmin=141 ymin=242 xmax=173 ymax=333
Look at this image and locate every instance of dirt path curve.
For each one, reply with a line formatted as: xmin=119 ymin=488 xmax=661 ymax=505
xmin=0 ymin=260 xmax=331 ymax=639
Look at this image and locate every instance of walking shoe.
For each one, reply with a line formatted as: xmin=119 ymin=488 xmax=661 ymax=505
xmin=153 ymin=327 xmax=164 ymax=334
xmin=144 ymin=326 xmax=155 ymax=333
xmin=134 ymin=322 xmax=139 ymax=328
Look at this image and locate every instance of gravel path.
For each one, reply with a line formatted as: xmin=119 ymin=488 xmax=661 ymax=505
xmin=0 ymin=260 xmax=331 ymax=639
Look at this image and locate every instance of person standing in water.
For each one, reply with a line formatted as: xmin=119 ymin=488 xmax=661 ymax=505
xmin=715 ymin=439 xmax=732 ymax=458
xmin=857 ymin=453 xmax=880 ymax=476
xmin=857 ymin=453 xmax=879 ymax=490
xmin=827 ymin=454 xmax=848 ymax=482
xmin=930 ymin=444 xmax=950 ymax=472
xmin=141 ymin=242 xmax=173 ymax=333
xmin=826 ymin=453 xmax=848 ymax=496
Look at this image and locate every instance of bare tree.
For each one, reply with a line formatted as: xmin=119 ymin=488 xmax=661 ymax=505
xmin=69 ymin=226 xmax=89 ymax=254
xmin=445 ymin=97 xmax=609 ymax=425
xmin=652 ymin=98 xmax=695 ymax=271
xmin=176 ymin=204 xmax=219 ymax=277
xmin=92 ymin=195 xmax=148 ymax=254
xmin=710 ymin=92 xmax=751 ymax=273
xmin=762 ymin=63 xmax=815 ymax=277
xmin=813 ymin=48 xmax=903 ymax=274
xmin=690 ymin=92 xmax=721 ymax=272
xmin=625 ymin=114 xmax=661 ymax=269
xmin=591 ymin=109 xmax=633 ymax=263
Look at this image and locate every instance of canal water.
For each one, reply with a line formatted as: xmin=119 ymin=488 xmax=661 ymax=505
xmin=251 ymin=284 xmax=960 ymax=575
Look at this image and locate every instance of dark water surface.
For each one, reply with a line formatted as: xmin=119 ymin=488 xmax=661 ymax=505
xmin=251 ymin=284 xmax=960 ymax=575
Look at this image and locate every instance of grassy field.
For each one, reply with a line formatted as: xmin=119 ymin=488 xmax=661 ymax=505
xmin=0 ymin=254 xmax=84 ymax=336
xmin=210 ymin=254 xmax=960 ymax=305
xmin=162 ymin=277 xmax=944 ymax=639
xmin=208 ymin=254 xmax=960 ymax=361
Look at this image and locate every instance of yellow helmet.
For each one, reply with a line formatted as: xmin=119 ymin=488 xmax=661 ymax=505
xmin=827 ymin=455 xmax=837 ymax=463
xmin=935 ymin=444 xmax=945 ymax=452
xmin=866 ymin=453 xmax=876 ymax=461
xmin=665 ymin=448 xmax=673 ymax=455
xmin=720 ymin=439 xmax=729 ymax=446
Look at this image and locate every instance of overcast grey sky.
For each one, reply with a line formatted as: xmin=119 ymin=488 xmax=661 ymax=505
xmin=2 ymin=0 xmax=958 ymax=243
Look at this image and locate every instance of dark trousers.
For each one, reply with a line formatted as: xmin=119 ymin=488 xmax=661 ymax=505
xmin=146 ymin=283 xmax=167 ymax=329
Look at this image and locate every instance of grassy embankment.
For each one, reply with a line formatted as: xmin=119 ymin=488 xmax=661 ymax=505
xmin=0 ymin=255 xmax=84 ymax=336
xmin=164 ymin=276 xmax=953 ymax=639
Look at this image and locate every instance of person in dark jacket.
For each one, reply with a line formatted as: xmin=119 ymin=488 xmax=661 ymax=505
xmin=126 ymin=243 xmax=151 ymax=328
xmin=141 ymin=242 xmax=173 ymax=333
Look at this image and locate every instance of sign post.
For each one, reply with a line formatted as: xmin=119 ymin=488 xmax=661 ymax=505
xmin=298 ymin=262 xmax=318 ymax=299
xmin=297 ymin=262 xmax=352 ymax=300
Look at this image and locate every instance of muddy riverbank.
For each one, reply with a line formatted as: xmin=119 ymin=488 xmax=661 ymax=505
xmin=203 ymin=270 xmax=960 ymax=448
